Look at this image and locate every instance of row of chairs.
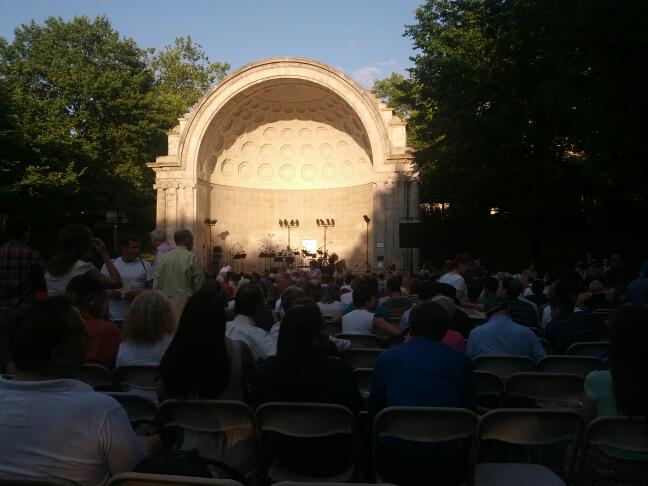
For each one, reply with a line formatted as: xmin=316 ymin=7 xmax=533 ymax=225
xmin=22 ymin=398 xmax=643 ymax=485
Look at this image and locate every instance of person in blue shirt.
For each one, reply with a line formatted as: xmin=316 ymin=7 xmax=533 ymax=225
xmin=626 ymin=260 xmax=648 ymax=305
xmin=368 ymin=300 xmax=475 ymax=485
xmin=467 ymin=297 xmax=546 ymax=361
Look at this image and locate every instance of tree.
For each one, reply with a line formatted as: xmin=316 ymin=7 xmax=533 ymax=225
xmin=389 ymin=0 xmax=648 ymax=267
xmin=0 ymin=17 xmax=229 ymax=253
xmin=372 ymin=72 xmax=413 ymax=121
xmin=149 ymin=36 xmax=229 ymax=125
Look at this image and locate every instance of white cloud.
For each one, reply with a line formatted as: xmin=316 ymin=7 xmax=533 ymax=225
xmin=351 ymin=59 xmax=400 ymax=87
xmin=351 ymin=66 xmax=381 ymax=87
xmin=347 ymin=39 xmax=360 ymax=47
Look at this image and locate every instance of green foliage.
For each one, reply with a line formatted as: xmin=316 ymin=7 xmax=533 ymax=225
xmin=0 ymin=16 xmax=228 ymax=253
xmin=381 ymin=0 xmax=648 ymax=266
xmin=372 ymin=72 xmax=412 ymax=121
xmin=149 ymin=36 xmax=230 ymax=125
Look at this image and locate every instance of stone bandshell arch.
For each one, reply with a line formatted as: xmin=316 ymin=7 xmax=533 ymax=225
xmin=149 ymin=57 xmax=418 ymax=271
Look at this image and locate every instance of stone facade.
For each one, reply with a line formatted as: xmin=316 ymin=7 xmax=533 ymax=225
xmin=148 ymin=57 xmax=418 ymax=271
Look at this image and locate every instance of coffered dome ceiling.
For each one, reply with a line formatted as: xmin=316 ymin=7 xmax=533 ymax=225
xmin=197 ymin=80 xmax=374 ymax=189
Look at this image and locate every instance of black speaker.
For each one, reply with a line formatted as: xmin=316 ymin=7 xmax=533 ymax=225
xmin=399 ymin=222 xmax=424 ymax=248
xmin=212 ymin=246 xmax=223 ymax=257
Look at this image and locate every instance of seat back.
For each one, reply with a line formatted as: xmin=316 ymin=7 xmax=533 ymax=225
xmin=585 ymin=416 xmax=648 ymax=453
xmin=473 ymin=355 xmax=536 ymax=378
xmin=373 ymin=407 xmax=477 ymax=481
xmin=537 ymin=355 xmax=607 ymax=376
xmin=354 ymin=368 xmax=374 ymax=400
xmin=107 ymin=472 xmax=244 ymax=485
xmin=159 ymin=400 xmax=258 ymax=476
xmin=341 ymin=348 xmax=383 ymax=369
xmin=474 ymin=370 xmax=504 ymax=412
xmin=566 ymin=341 xmax=610 ymax=357
xmin=114 ymin=365 xmax=159 ymax=391
xmin=478 ymin=408 xmax=585 ymax=446
xmin=0 ymin=477 xmax=78 ymax=485
xmin=504 ymin=372 xmax=584 ymax=405
xmin=539 ymin=338 xmax=554 ymax=354
xmin=336 ymin=333 xmax=384 ymax=349
xmin=104 ymin=392 xmax=158 ymax=425
xmin=256 ymin=402 xmax=355 ymax=438
xmin=78 ymin=363 xmax=113 ymax=389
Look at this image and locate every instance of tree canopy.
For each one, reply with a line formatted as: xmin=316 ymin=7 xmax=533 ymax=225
xmin=0 ymin=16 xmax=228 ymax=253
xmin=375 ymin=0 xmax=648 ymax=268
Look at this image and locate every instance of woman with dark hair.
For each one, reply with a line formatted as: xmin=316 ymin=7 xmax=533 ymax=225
xmin=583 ymin=305 xmax=648 ymax=480
xmin=259 ymin=301 xmax=362 ymax=476
xmin=157 ymin=289 xmax=256 ymax=402
xmin=45 ymin=224 xmax=122 ymax=296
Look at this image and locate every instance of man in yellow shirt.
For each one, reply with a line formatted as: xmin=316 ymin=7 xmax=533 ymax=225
xmin=153 ymin=229 xmax=204 ymax=305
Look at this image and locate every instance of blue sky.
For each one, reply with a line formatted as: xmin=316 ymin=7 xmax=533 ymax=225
xmin=0 ymin=0 xmax=422 ymax=87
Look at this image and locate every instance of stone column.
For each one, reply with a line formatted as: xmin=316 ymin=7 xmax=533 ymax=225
xmin=154 ymin=183 xmax=167 ymax=233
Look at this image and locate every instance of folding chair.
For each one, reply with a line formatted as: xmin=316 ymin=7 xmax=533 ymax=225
xmin=529 ymin=327 xmax=545 ymax=338
xmin=114 ymin=365 xmax=160 ymax=402
xmin=537 ymin=356 xmax=607 ymax=377
xmin=78 ymin=363 xmax=113 ymax=390
xmin=473 ymin=355 xmax=536 ymax=378
xmin=255 ymin=402 xmax=357 ymax=483
xmin=274 ymin=483 xmax=396 ymax=486
xmin=159 ymin=400 xmax=258 ymax=481
xmin=474 ymin=370 xmax=504 ymax=412
xmin=341 ymin=348 xmax=383 ymax=369
xmin=474 ymin=408 xmax=585 ymax=486
xmin=579 ymin=416 xmax=648 ymax=485
xmin=0 ymin=478 xmax=78 ymax=485
xmin=104 ymin=392 xmax=158 ymax=427
xmin=107 ymin=473 xmax=244 ymax=485
xmin=373 ymin=407 xmax=478 ymax=483
xmin=566 ymin=341 xmax=610 ymax=357
xmin=504 ymin=373 xmax=584 ymax=408
xmin=539 ymin=338 xmax=554 ymax=355
xmin=323 ymin=320 xmax=342 ymax=337
xmin=336 ymin=333 xmax=384 ymax=349
xmin=354 ymin=368 xmax=374 ymax=402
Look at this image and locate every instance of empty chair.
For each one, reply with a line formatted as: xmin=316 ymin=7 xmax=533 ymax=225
xmin=336 ymin=333 xmax=384 ymax=349
xmin=473 ymin=355 xmax=536 ymax=378
xmin=342 ymin=349 xmax=383 ymax=369
xmin=504 ymin=373 xmax=584 ymax=407
xmin=566 ymin=341 xmax=610 ymax=357
xmin=474 ymin=370 xmax=504 ymax=412
xmin=78 ymin=363 xmax=112 ymax=390
xmin=538 ymin=356 xmax=607 ymax=377
xmin=373 ymin=406 xmax=478 ymax=484
xmin=104 ymin=392 xmax=158 ymax=427
xmin=354 ymin=368 xmax=374 ymax=401
xmin=158 ymin=400 xmax=258 ymax=480
xmin=107 ymin=473 xmax=244 ymax=485
xmin=475 ymin=408 xmax=585 ymax=486
xmin=255 ymin=402 xmax=357 ymax=483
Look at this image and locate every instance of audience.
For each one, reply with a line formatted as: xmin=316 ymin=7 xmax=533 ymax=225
xmin=439 ymin=252 xmax=483 ymax=311
xmin=45 ymin=224 xmax=122 ymax=296
xmin=226 ymin=283 xmax=279 ymax=361
xmin=259 ymin=301 xmax=362 ymax=476
xmin=626 ymin=261 xmax=648 ymax=305
xmin=582 ymin=306 xmax=648 ymax=480
xmin=369 ymin=301 xmax=475 ymax=485
xmin=467 ymin=297 xmax=545 ymax=361
xmin=0 ymin=216 xmax=45 ymax=371
xmin=116 ymin=290 xmax=175 ymax=367
xmin=102 ymin=236 xmax=154 ymax=325
xmin=0 ymin=297 xmax=145 ymax=483
xmin=317 ymin=283 xmax=346 ymax=318
xmin=150 ymin=229 xmax=173 ymax=268
xmin=342 ymin=283 xmax=401 ymax=336
xmin=500 ymin=276 xmax=539 ymax=327
xmin=67 ymin=274 xmax=121 ymax=368
xmin=158 ymin=289 xmax=256 ymax=402
xmin=545 ymin=293 xmax=605 ymax=354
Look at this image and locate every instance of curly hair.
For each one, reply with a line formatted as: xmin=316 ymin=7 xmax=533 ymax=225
xmin=123 ymin=290 xmax=175 ymax=344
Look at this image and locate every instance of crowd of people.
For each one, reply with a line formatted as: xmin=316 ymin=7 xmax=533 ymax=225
xmin=0 ymin=216 xmax=647 ymax=484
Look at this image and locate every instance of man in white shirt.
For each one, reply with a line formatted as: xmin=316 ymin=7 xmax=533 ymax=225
xmin=226 ymin=283 xmax=278 ymax=360
xmin=0 ymin=297 xmax=145 ymax=484
xmin=102 ymin=237 xmax=153 ymax=323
